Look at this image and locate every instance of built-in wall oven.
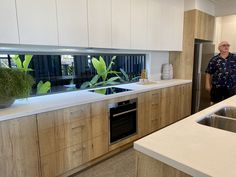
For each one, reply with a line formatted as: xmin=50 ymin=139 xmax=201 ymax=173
xmin=109 ymin=98 xmax=137 ymax=144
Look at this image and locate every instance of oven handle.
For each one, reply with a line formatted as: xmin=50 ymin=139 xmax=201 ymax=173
xmin=112 ymin=108 xmax=137 ymax=117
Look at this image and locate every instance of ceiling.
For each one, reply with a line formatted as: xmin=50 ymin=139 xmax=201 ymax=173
xmin=212 ymin=0 xmax=236 ymax=16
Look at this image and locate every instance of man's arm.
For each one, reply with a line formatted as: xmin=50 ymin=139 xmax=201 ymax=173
xmin=205 ymin=73 xmax=212 ymax=92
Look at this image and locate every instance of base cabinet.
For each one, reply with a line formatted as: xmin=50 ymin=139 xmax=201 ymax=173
xmin=0 ymin=116 xmax=40 ymax=177
xmin=0 ymin=83 xmax=191 ymax=177
xmin=138 ymin=83 xmax=192 ymax=137
xmin=136 ymin=151 xmax=192 ymax=177
xmin=37 ymin=102 xmax=109 ymax=177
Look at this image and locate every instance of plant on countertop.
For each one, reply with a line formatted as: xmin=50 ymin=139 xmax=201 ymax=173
xmin=0 ymin=67 xmax=34 ymax=108
xmin=80 ymin=56 xmax=121 ymax=89
xmin=12 ymin=55 xmax=51 ymax=95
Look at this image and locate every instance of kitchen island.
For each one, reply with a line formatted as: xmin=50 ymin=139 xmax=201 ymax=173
xmin=134 ymin=95 xmax=236 ymax=177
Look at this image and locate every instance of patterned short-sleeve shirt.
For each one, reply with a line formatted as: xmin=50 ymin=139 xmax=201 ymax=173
xmin=205 ymin=53 xmax=236 ymax=89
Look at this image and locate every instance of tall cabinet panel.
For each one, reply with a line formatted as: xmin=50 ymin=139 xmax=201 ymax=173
xmin=131 ymin=0 xmax=147 ymax=50
xmin=112 ymin=0 xmax=131 ymax=49
xmin=0 ymin=0 xmax=19 ymax=44
xmin=16 ymin=0 xmax=58 ymax=45
xmin=88 ymin=0 xmax=112 ymax=48
xmin=57 ymin=0 xmax=88 ymax=47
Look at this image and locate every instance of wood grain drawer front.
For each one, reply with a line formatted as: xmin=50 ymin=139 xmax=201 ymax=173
xmin=37 ymin=104 xmax=90 ymax=131
xmin=0 ymin=116 xmax=40 ymax=177
xmin=89 ymin=134 xmax=109 ymax=160
xmin=41 ymin=142 xmax=90 ymax=177
xmin=38 ymin=117 xmax=92 ymax=156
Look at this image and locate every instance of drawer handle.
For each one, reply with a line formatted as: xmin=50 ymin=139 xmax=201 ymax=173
xmin=72 ymin=147 xmax=82 ymax=153
xmin=72 ymin=125 xmax=85 ymax=129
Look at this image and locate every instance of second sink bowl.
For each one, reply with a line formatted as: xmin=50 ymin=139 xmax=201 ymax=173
xmin=197 ymin=107 xmax=236 ymax=134
xmin=198 ymin=115 xmax=236 ymax=133
xmin=214 ymin=107 xmax=236 ymax=119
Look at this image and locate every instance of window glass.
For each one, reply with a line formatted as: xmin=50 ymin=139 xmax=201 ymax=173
xmin=0 ymin=53 xmax=146 ymax=96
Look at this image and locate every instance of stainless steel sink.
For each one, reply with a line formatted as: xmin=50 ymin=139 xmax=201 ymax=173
xmin=198 ymin=115 xmax=236 ymax=133
xmin=214 ymin=107 xmax=236 ymax=119
xmin=197 ymin=107 xmax=236 ymax=133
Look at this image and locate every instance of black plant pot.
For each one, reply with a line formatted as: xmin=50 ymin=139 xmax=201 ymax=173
xmin=0 ymin=98 xmax=15 ymax=109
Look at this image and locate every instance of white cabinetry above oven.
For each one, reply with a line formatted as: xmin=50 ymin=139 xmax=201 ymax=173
xmin=0 ymin=0 xmax=184 ymax=51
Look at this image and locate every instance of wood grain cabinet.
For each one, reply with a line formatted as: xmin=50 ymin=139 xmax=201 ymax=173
xmin=37 ymin=103 xmax=109 ymax=177
xmin=0 ymin=116 xmax=40 ymax=177
xmin=138 ymin=83 xmax=192 ymax=137
xmin=138 ymin=90 xmax=161 ymax=137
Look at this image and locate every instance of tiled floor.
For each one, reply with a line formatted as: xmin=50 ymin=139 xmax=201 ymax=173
xmin=72 ymin=148 xmax=136 ymax=177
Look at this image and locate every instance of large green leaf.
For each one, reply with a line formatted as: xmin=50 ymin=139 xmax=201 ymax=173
xmin=95 ymin=88 xmax=106 ymax=95
xmin=107 ymin=56 xmax=116 ymax=72
xmin=80 ymin=81 xmax=91 ymax=89
xmin=120 ymin=68 xmax=129 ymax=81
xmin=99 ymin=56 xmax=106 ymax=71
xmin=90 ymin=75 xmax=100 ymax=85
xmin=12 ymin=55 xmax=22 ymax=69
xmin=107 ymin=76 xmax=120 ymax=83
xmin=36 ymin=81 xmax=51 ymax=95
xmin=92 ymin=57 xmax=105 ymax=76
xmin=23 ymin=55 xmax=33 ymax=71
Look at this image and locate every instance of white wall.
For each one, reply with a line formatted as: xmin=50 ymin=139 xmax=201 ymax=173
xmin=184 ymin=0 xmax=215 ymax=16
xmin=146 ymin=51 xmax=169 ymax=81
xmin=214 ymin=15 xmax=236 ymax=53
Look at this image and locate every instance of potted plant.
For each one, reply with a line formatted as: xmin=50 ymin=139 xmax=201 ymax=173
xmin=0 ymin=68 xmax=34 ymax=108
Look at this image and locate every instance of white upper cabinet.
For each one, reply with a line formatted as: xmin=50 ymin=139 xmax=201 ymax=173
xmin=0 ymin=0 xmax=19 ymax=44
xmin=16 ymin=0 xmax=58 ymax=45
xmin=57 ymin=0 xmax=88 ymax=47
xmin=147 ymin=0 xmax=184 ymax=51
xmin=131 ymin=0 xmax=147 ymax=50
xmin=88 ymin=0 xmax=112 ymax=48
xmin=112 ymin=0 xmax=131 ymax=49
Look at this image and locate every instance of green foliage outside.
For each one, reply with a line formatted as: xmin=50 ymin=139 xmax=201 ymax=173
xmin=11 ymin=55 xmax=51 ymax=95
xmin=0 ymin=68 xmax=34 ymax=103
xmin=80 ymin=56 xmax=140 ymax=89
xmin=80 ymin=56 xmax=120 ymax=89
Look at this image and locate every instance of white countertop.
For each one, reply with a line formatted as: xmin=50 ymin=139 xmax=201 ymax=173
xmin=134 ymin=95 xmax=236 ymax=177
xmin=0 ymin=79 xmax=191 ymax=122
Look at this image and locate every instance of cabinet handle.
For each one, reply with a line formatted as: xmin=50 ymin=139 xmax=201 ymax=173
xmin=72 ymin=148 xmax=82 ymax=153
xmin=113 ymin=109 xmax=137 ymax=117
xmin=72 ymin=125 xmax=85 ymax=130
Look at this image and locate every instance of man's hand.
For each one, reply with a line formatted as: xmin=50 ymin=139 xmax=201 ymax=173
xmin=205 ymin=73 xmax=212 ymax=92
xmin=205 ymin=83 xmax=211 ymax=92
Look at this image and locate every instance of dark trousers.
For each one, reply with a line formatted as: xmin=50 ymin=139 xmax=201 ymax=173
xmin=210 ymin=86 xmax=236 ymax=103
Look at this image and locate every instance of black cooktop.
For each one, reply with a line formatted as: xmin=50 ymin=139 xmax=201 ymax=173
xmin=89 ymin=87 xmax=132 ymax=95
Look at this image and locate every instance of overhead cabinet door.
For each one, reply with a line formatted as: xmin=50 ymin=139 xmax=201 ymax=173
xmin=147 ymin=0 xmax=184 ymax=51
xmin=57 ymin=0 xmax=88 ymax=47
xmin=112 ymin=0 xmax=131 ymax=49
xmin=131 ymin=0 xmax=148 ymax=50
xmin=0 ymin=0 xmax=19 ymax=44
xmin=88 ymin=0 xmax=112 ymax=48
xmin=16 ymin=0 xmax=58 ymax=45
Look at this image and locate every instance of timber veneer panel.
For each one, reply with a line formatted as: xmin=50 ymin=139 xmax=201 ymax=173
xmin=136 ymin=151 xmax=192 ymax=177
xmin=0 ymin=116 xmax=40 ymax=177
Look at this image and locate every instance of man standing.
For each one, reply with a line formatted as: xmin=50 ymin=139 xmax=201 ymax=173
xmin=205 ymin=41 xmax=236 ymax=104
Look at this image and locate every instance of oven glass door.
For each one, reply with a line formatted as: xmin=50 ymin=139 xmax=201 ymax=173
xmin=110 ymin=109 xmax=137 ymax=143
